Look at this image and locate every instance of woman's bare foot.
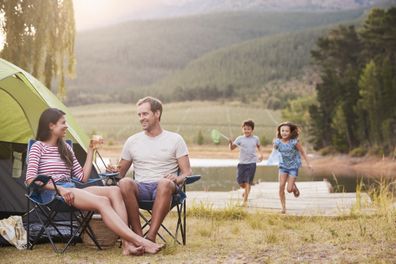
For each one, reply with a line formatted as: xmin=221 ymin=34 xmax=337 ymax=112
xmin=122 ymin=241 xmax=144 ymax=256
xmin=281 ymin=209 xmax=286 ymax=214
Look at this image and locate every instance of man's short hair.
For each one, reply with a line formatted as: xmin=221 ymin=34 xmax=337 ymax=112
xmin=242 ymin=119 xmax=255 ymax=130
xmin=137 ymin=96 xmax=163 ymax=120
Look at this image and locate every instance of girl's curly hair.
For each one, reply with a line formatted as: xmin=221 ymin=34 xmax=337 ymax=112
xmin=276 ymin=121 xmax=299 ymax=139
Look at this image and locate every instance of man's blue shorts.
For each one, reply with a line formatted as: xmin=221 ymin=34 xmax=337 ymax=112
xmin=137 ymin=181 xmax=180 ymax=201
xmin=279 ymin=167 xmax=299 ymax=177
xmin=237 ymin=163 xmax=256 ymax=185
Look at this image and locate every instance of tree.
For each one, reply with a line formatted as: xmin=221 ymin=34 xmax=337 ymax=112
xmin=310 ymin=25 xmax=362 ymax=150
xmin=0 ymin=0 xmax=75 ymax=100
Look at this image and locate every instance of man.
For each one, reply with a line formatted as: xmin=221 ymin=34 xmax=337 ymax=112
xmin=117 ymin=96 xmax=192 ymax=242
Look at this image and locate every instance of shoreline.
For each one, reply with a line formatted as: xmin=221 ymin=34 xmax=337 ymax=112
xmin=100 ymin=144 xmax=396 ymax=178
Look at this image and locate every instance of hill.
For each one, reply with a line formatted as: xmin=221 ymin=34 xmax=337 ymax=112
xmin=150 ymin=28 xmax=330 ymax=106
xmin=66 ymin=9 xmax=364 ymax=105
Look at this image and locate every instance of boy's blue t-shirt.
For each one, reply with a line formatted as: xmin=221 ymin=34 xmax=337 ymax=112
xmin=234 ymin=135 xmax=260 ymax=164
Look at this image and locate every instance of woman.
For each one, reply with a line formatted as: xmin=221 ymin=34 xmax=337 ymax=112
xmin=26 ymin=108 xmax=162 ymax=255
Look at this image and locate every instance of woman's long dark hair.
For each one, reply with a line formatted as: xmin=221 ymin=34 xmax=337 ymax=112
xmin=36 ymin=108 xmax=73 ymax=168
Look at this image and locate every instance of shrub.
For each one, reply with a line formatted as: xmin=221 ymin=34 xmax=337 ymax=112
xmin=368 ymin=145 xmax=384 ymax=156
xmin=197 ymin=130 xmax=204 ymax=145
xmin=319 ymin=146 xmax=337 ymax=156
xmin=349 ymin=147 xmax=367 ymax=157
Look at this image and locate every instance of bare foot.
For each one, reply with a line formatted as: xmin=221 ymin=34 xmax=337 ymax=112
xmin=139 ymin=238 xmax=163 ymax=254
xmin=293 ymin=186 xmax=300 ymax=198
xmin=122 ymin=241 xmax=144 ymax=256
xmin=281 ymin=209 xmax=286 ymax=214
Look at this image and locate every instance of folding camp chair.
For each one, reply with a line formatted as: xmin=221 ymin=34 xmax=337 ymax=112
xmin=138 ymin=175 xmax=201 ymax=245
xmin=25 ymin=139 xmax=103 ymax=253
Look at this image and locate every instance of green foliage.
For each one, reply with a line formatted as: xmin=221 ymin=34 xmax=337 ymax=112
xmin=197 ymin=130 xmax=204 ymax=145
xmin=0 ymin=0 xmax=75 ymax=100
xmin=318 ymin=146 xmax=337 ymax=156
xmin=309 ymin=7 xmax=396 ymax=155
xmin=260 ymin=135 xmax=271 ymax=146
xmin=281 ymin=95 xmax=317 ymax=129
xmin=348 ymin=147 xmax=367 ymax=157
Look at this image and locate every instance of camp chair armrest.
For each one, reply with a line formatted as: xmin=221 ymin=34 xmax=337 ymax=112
xmin=71 ymin=178 xmax=103 ymax=188
xmin=27 ymin=175 xmax=61 ymax=196
xmin=185 ymin=175 xmax=201 ymax=185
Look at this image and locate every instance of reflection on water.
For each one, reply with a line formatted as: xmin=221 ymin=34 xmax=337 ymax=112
xmin=190 ymin=165 xmax=389 ymax=193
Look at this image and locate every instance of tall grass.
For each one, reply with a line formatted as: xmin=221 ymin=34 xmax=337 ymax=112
xmin=187 ymin=201 xmax=247 ymax=221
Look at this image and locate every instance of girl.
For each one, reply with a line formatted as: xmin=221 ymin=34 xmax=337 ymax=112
xmin=26 ymin=108 xmax=162 ymax=256
xmin=273 ymin=121 xmax=311 ymax=214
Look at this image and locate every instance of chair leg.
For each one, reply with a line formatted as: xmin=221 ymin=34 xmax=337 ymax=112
xmin=26 ymin=198 xmax=31 ymax=249
xmin=183 ymin=199 xmax=186 ymax=245
xmin=75 ymin=211 xmax=102 ymax=250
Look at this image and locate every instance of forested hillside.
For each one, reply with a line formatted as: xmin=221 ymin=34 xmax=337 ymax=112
xmin=66 ymin=9 xmax=364 ymax=105
xmin=150 ymin=28 xmax=329 ymax=106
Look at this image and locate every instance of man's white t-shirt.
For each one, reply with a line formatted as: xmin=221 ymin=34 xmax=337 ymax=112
xmin=121 ymin=130 xmax=189 ymax=182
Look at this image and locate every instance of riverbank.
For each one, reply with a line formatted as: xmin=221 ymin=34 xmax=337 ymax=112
xmin=100 ymin=144 xmax=396 ymax=178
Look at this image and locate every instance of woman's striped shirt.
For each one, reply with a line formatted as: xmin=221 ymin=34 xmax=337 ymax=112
xmin=26 ymin=141 xmax=84 ymax=183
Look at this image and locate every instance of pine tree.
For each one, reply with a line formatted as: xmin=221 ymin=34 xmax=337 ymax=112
xmin=310 ymin=25 xmax=362 ymax=151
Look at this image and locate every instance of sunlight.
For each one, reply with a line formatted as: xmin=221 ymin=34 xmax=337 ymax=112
xmin=73 ymin=0 xmax=164 ymax=31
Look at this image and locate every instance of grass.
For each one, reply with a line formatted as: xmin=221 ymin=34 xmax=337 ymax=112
xmin=3 ymin=185 xmax=396 ymax=264
xmin=2 ymin=210 xmax=396 ymax=263
xmin=69 ymin=101 xmax=281 ymax=145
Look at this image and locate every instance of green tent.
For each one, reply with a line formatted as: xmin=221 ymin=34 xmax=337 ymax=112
xmin=0 ymin=58 xmax=89 ymax=148
xmin=0 ymin=58 xmax=92 ymax=218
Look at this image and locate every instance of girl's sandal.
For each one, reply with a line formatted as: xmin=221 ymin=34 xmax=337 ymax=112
xmin=293 ymin=187 xmax=300 ymax=198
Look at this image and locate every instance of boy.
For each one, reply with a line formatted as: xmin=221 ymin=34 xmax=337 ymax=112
xmin=229 ymin=119 xmax=263 ymax=206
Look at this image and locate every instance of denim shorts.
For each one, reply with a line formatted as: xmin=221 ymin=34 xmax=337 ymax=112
xmin=56 ymin=181 xmax=76 ymax=188
xmin=237 ymin=163 xmax=256 ymax=184
xmin=279 ymin=167 xmax=299 ymax=177
xmin=137 ymin=181 xmax=180 ymax=201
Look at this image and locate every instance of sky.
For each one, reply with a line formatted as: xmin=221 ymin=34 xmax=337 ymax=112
xmin=73 ymin=0 xmax=186 ymax=31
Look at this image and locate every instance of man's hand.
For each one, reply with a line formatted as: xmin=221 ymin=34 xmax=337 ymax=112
xmin=164 ymin=174 xmax=184 ymax=185
xmin=106 ymin=163 xmax=120 ymax=173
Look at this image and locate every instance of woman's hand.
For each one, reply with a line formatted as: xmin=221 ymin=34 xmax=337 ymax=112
xmin=59 ymin=187 xmax=74 ymax=206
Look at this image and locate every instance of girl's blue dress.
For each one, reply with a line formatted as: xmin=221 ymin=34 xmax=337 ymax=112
xmin=274 ymin=138 xmax=301 ymax=169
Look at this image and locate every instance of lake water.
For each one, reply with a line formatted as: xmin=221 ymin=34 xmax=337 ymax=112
xmin=189 ymin=159 xmax=391 ymax=192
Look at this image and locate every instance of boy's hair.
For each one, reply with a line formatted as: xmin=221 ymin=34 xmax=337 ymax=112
xmin=242 ymin=119 xmax=255 ymax=130
xmin=136 ymin=96 xmax=163 ymax=121
xmin=276 ymin=121 xmax=299 ymax=139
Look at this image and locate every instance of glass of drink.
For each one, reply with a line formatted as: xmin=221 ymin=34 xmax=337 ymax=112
xmin=90 ymin=135 xmax=104 ymax=149
xmin=107 ymin=159 xmax=119 ymax=172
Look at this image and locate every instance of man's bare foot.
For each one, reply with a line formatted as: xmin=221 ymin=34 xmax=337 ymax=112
xmin=139 ymin=238 xmax=163 ymax=254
